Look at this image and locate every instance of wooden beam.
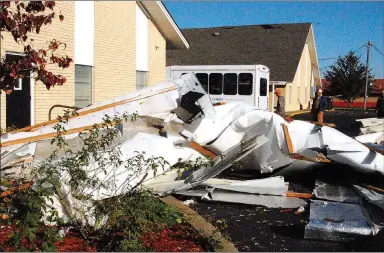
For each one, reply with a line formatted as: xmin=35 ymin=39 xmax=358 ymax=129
xmin=189 ymin=141 xmax=217 ymax=159
xmin=213 ymin=102 xmax=226 ymax=106
xmin=362 ymin=184 xmax=384 ymax=194
xmin=4 ymin=86 xmax=177 ymax=135
xmin=289 ymin=153 xmax=331 ymax=163
xmin=286 ymin=192 xmax=313 ymax=199
xmin=282 ymin=124 xmax=295 ymax=154
xmin=1 ymin=121 xmax=120 ymax=148
xmin=282 ymin=124 xmax=332 ymax=163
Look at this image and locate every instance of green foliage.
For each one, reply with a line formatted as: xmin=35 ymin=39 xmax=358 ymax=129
xmin=325 ymin=51 xmax=373 ymax=106
xmin=172 ymin=156 xmax=214 ymax=180
xmin=94 ymin=191 xmax=183 ymax=251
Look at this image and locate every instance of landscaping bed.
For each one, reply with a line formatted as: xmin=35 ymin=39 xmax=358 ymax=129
xmin=0 ymin=178 xmax=212 ymax=252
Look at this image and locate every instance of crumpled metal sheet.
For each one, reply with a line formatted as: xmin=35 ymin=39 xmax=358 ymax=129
xmin=313 ymin=180 xmax=361 ymax=204
xmin=175 ymin=188 xmax=307 ymax=209
xmin=360 ymin=124 xmax=384 ymax=135
xmin=304 ymin=200 xmax=373 ymax=242
xmin=353 ymin=185 xmax=384 ymax=211
xmin=356 ymin=118 xmax=384 ymax=128
xmin=200 ymin=176 xmax=288 ymax=196
xmin=355 ymin=132 xmax=384 ymax=144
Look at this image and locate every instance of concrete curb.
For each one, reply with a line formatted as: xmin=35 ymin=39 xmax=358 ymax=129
xmin=161 ymin=196 xmax=238 ymax=252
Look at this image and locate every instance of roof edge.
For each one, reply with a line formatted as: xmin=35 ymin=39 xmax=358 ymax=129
xmin=139 ymin=1 xmax=189 ymax=49
xmin=180 ymin=22 xmax=312 ymax=30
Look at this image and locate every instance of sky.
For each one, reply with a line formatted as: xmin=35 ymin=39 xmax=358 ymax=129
xmin=164 ymin=1 xmax=384 ymax=78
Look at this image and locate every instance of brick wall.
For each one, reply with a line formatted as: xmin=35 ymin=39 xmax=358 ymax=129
xmin=148 ymin=19 xmax=166 ymax=86
xmin=1 ymin=1 xmax=171 ymax=128
xmin=93 ymin=1 xmax=136 ymax=103
xmin=0 ymin=2 xmax=75 ymax=128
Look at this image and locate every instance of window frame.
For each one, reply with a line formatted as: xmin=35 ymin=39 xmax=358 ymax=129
xmin=209 ymin=73 xmax=224 ymax=95
xmin=223 ymin=73 xmax=238 ymax=95
xmin=238 ymin=73 xmax=253 ymax=96
xmin=136 ymin=70 xmax=148 ymax=90
xmin=259 ymin=77 xmax=268 ymax=96
xmin=75 ymin=64 xmax=93 ymax=108
xmin=195 ymin=73 xmax=209 ymax=93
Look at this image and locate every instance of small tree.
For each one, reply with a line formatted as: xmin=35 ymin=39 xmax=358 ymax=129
xmin=0 ymin=1 xmax=72 ymax=93
xmin=324 ymin=51 xmax=372 ymax=107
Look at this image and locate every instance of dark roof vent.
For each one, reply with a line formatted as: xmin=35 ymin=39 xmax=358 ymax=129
xmin=213 ymin=32 xmax=220 ymax=36
xmin=261 ymin=24 xmax=282 ymax=30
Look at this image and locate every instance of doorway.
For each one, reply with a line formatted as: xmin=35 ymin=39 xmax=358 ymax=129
xmin=5 ymin=53 xmax=32 ymax=129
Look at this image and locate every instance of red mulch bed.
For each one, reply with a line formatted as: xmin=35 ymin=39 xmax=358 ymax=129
xmin=54 ymin=231 xmax=97 ymax=252
xmin=0 ymin=223 xmax=210 ymax=252
xmin=0 ymin=225 xmax=96 ymax=252
xmin=332 ymin=100 xmax=376 ymax=108
xmin=140 ymin=224 xmax=207 ymax=252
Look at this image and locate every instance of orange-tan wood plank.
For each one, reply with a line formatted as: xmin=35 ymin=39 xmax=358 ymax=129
xmin=282 ymin=124 xmax=295 ymax=154
xmin=4 ymin=86 xmax=177 ymax=135
xmin=189 ymin=141 xmax=217 ymax=159
xmin=1 ymin=121 xmax=119 ymax=147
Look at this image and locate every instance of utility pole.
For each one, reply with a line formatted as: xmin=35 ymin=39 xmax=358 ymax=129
xmin=363 ymin=41 xmax=371 ymax=110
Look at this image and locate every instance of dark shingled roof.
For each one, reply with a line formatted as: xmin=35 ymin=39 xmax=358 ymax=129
xmin=166 ymin=23 xmax=312 ymax=82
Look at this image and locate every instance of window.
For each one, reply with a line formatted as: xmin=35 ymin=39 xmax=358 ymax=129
xmin=75 ymin=65 xmax=92 ymax=108
xmin=14 ymin=78 xmax=22 ymax=91
xmin=209 ymin=73 xmax=223 ymax=95
xmin=288 ymin=86 xmax=292 ymax=104
xmin=238 ymin=73 xmax=253 ymax=95
xmin=260 ymin=78 xmax=268 ymax=96
xmin=223 ymin=73 xmax=237 ymax=95
xmin=136 ymin=71 xmax=148 ymax=90
xmin=195 ymin=73 xmax=208 ymax=92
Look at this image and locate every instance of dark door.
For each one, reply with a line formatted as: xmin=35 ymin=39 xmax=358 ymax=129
xmin=6 ymin=54 xmax=31 ymax=129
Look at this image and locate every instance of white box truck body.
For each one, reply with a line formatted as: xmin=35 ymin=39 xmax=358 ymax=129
xmin=166 ymin=65 xmax=270 ymax=111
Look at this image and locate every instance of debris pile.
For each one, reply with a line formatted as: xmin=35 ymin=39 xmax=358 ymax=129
xmin=1 ymin=73 xmax=384 ymax=243
xmin=356 ymin=118 xmax=384 ymax=136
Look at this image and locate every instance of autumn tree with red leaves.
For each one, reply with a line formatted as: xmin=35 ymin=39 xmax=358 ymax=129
xmin=0 ymin=1 xmax=72 ymax=93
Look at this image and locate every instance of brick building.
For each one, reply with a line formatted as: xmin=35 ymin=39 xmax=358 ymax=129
xmin=1 ymin=1 xmax=188 ymax=128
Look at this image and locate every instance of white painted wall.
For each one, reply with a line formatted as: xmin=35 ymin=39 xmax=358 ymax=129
xmin=136 ymin=4 xmax=148 ymax=71
xmin=75 ymin=1 xmax=94 ymax=66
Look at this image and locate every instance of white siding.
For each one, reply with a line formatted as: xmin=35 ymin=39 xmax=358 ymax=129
xmin=136 ymin=5 xmax=148 ymax=71
xmin=75 ymin=1 xmax=94 ymax=66
xmin=305 ymin=42 xmax=308 ymax=87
